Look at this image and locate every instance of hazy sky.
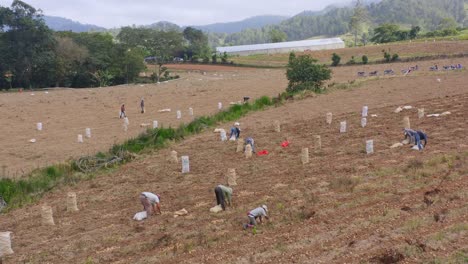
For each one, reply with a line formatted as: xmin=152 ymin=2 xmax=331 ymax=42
xmin=0 ymin=0 xmax=352 ymax=28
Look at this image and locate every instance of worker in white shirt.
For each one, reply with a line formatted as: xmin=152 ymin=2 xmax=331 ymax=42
xmin=139 ymin=192 xmax=161 ymax=216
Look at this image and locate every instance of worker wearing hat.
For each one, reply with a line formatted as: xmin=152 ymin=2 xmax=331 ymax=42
xmin=140 ymin=192 xmax=161 ymax=216
xmin=229 ymin=122 xmax=241 ymax=141
xmin=243 ymin=205 xmax=269 ymax=229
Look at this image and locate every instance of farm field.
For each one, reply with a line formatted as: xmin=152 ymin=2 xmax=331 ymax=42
xmin=0 ymin=68 xmax=287 ymax=177
xmin=1 ymin=55 xmax=468 ymax=177
xmin=0 ymin=41 xmax=467 ymax=264
xmin=231 ymin=40 xmax=468 ymax=66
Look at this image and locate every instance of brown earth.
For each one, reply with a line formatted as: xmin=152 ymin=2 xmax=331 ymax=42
xmin=2 ymin=57 xmax=467 ymax=177
xmin=232 ymin=40 xmax=468 ymax=66
xmin=0 ymin=55 xmax=467 ymax=263
xmin=0 ymin=68 xmax=287 ymax=177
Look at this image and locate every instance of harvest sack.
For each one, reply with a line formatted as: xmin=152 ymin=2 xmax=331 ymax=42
xmin=403 ymin=116 xmax=410 ymax=129
xmin=361 ymin=118 xmax=367 ymax=128
xmin=274 ymin=120 xmax=281 ymax=132
xmin=227 ymin=168 xmax=237 ymax=186
xmin=314 ymin=135 xmax=322 ymax=152
xmin=0 ymin=231 xmax=14 ymax=257
xmin=340 ymin=121 xmax=347 ymax=133
xmin=236 ymin=139 xmax=244 ymax=152
xmin=326 ymin=113 xmax=333 ymax=124
xmin=41 ymin=205 xmax=55 ymax=226
xmin=366 ymin=140 xmax=374 ymax=154
xmin=170 ymin=150 xmax=178 ymax=163
xmin=245 ymin=144 xmax=253 ymax=158
xmin=362 ymin=106 xmax=368 ymax=117
xmin=133 ymin=211 xmax=147 ymax=221
xmin=418 ymin=108 xmax=425 ymax=119
xmin=67 ymin=192 xmax=78 ymax=212
xmin=301 ymin=148 xmax=309 ymax=164
xmin=85 ymin=128 xmax=91 ymax=138
xmin=181 ymin=156 xmax=190 ymax=173
xmin=220 ymin=130 xmax=227 ymax=141
xmin=210 ymin=205 xmax=222 ymax=213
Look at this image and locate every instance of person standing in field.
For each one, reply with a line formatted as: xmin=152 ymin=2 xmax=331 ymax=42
xmin=140 ymin=97 xmax=145 ymax=113
xmin=214 ymin=184 xmax=233 ymax=210
xmin=140 ymin=192 xmax=161 ymax=216
xmin=120 ymin=104 xmax=126 ymax=118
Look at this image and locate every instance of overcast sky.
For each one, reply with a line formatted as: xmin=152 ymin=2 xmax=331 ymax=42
xmin=0 ymin=0 xmax=352 ymax=28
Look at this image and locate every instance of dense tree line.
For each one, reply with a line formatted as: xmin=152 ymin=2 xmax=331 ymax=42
xmin=0 ymin=1 xmax=210 ymax=90
xmin=217 ymin=0 xmax=466 ymax=46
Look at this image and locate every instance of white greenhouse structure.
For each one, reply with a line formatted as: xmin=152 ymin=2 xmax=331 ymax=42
xmin=216 ymin=38 xmax=345 ymax=56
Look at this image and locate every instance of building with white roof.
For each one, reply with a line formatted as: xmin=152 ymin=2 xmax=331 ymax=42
xmin=216 ymin=38 xmax=345 ymax=56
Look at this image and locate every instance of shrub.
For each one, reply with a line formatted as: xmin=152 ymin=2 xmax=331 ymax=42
xmin=211 ymin=54 xmax=217 ymax=64
xmin=331 ymin=53 xmax=341 ymax=66
xmin=286 ymin=52 xmax=331 ymax=93
xmin=362 ymin=55 xmax=368 ymax=64
xmin=391 ymin=53 xmax=399 ymax=61
xmin=383 ymin=51 xmax=391 ymax=62
xmin=346 ymin=56 xmax=356 ymax=65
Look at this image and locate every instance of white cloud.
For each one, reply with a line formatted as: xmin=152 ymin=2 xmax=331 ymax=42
xmin=0 ymin=0 xmax=352 ymax=27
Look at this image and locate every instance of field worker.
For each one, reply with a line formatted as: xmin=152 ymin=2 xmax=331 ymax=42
xmin=243 ymin=205 xmax=269 ymax=229
xmin=120 ymin=104 xmax=126 ymax=118
xmin=140 ymin=192 xmax=161 ymax=216
xmin=214 ymin=184 xmax=233 ymax=210
xmin=404 ymin=129 xmax=427 ymax=150
xmin=229 ymin=122 xmax=241 ymax=140
xmin=245 ymin=137 xmax=255 ymax=153
xmin=140 ymin=97 xmax=145 ymax=113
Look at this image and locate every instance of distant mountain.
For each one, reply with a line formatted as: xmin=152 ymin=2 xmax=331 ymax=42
xmin=43 ymin=16 xmax=106 ymax=32
xmin=193 ymin=15 xmax=289 ymax=34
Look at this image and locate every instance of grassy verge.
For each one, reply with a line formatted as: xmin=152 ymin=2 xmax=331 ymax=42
xmin=0 ymin=95 xmax=282 ymax=210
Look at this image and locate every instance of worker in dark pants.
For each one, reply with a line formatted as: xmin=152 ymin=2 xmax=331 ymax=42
xmin=214 ymin=184 xmax=232 ymax=210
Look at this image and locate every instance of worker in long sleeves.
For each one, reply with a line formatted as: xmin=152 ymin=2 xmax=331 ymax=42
xmin=214 ymin=184 xmax=232 ymax=210
xmin=243 ymin=205 xmax=269 ymax=229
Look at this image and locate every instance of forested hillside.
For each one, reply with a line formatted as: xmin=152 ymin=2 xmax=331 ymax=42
xmin=219 ymin=0 xmax=467 ymax=46
xmin=193 ymin=15 xmax=288 ymax=34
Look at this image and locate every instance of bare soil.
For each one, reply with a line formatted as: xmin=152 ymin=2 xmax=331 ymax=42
xmin=0 ymin=54 xmax=467 ymax=263
xmin=0 ymin=68 xmax=287 ymax=176
xmin=232 ymin=40 xmax=468 ymax=66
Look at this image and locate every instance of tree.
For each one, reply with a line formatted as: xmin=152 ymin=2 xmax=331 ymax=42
xmin=349 ymin=0 xmax=369 ymax=46
xmin=371 ymin=24 xmax=401 ymax=43
xmin=286 ymin=52 xmax=331 ymax=93
xmin=269 ymin=29 xmax=287 ymax=43
xmin=362 ymin=55 xmax=368 ymax=64
xmin=183 ymin=27 xmax=210 ymax=61
xmin=437 ymin=17 xmax=458 ymax=31
xmin=409 ymin=26 xmax=421 ymax=39
xmin=54 ymin=37 xmax=89 ymax=87
xmin=331 ymin=53 xmax=341 ymax=66
xmin=0 ymin=0 xmax=57 ymax=88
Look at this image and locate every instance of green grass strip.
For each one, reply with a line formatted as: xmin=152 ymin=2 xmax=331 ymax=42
xmin=0 ymin=95 xmax=281 ymax=210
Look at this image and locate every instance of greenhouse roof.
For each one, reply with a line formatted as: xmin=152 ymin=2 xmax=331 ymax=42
xmin=216 ymin=38 xmax=344 ymax=53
